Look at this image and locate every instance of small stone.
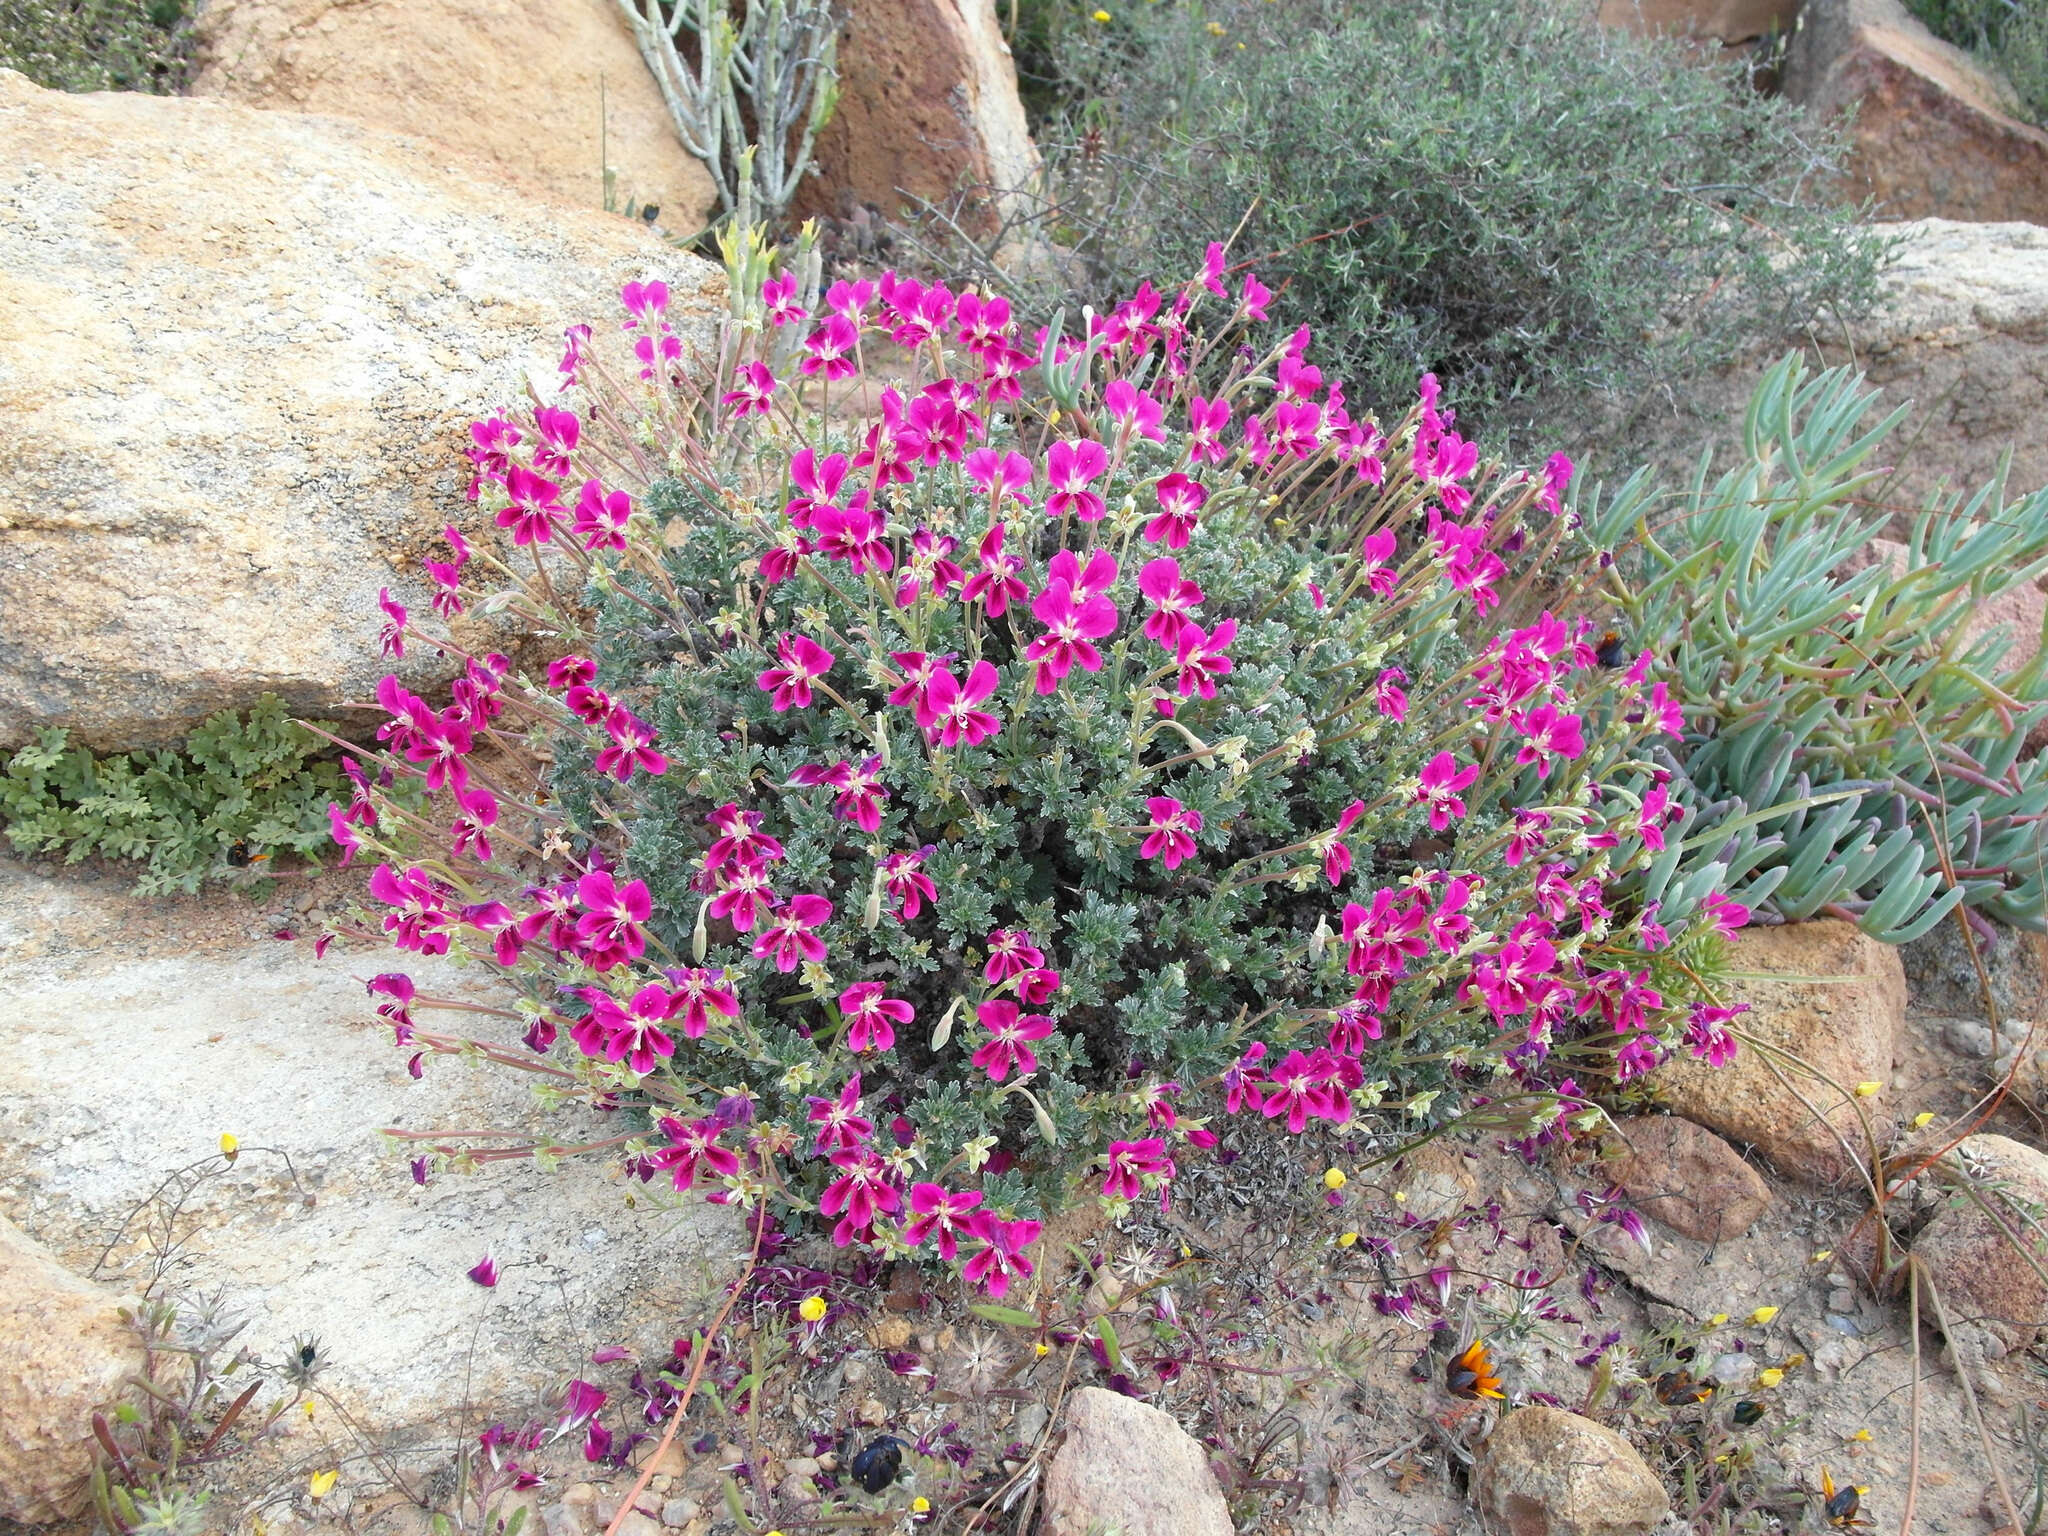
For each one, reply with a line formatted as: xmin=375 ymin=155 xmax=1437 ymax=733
xmin=1398 ymin=1139 xmax=1478 ymax=1221
xmin=1471 ymin=1406 xmax=1670 ymax=1536
xmin=1042 ymin=1388 xmax=1233 ymax=1536
xmin=868 ymin=1316 xmax=912 ymax=1350
xmin=857 ymin=1396 xmax=889 ymax=1426
xmin=1917 ymin=1134 xmax=2048 ymax=1358
xmin=1604 ymin=1116 xmax=1771 ymax=1242
xmin=639 ymin=1437 xmax=689 ymax=1478
xmin=660 ymin=1499 xmax=699 ymax=1529
xmin=1014 ymin=1401 xmax=1050 ymax=1445
xmin=1943 ymin=1018 xmax=1998 ymax=1059
xmin=1828 ymin=1287 xmax=1857 ymax=1312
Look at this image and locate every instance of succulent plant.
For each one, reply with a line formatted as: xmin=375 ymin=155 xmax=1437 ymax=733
xmin=1586 ymin=356 xmax=2048 ymax=942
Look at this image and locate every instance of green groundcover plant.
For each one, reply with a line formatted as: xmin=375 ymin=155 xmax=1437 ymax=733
xmin=0 ymin=697 xmax=344 ymax=894
xmin=333 ymin=228 xmax=1754 ymax=1311
xmin=982 ymin=0 xmax=1887 ymax=438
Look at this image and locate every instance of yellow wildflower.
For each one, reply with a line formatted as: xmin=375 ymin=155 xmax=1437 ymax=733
xmin=220 ymin=1133 xmax=240 ymax=1159
xmin=1757 ymin=1367 xmax=1785 ymax=1388
xmin=798 ymin=1294 xmax=828 ymax=1323
xmin=1337 ymin=1231 xmax=1359 ymax=1248
xmin=308 ymin=1470 xmax=338 ymax=1499
xmin=1749 ymin=1305 xmax=1780 ymax=1325
xmin=1323 ymin=1167 xmax=1347 ymax=1191
xmin=1854 ymin=1080 xmax=1882 ymax=1097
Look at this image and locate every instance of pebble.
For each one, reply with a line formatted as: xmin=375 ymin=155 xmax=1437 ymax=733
xmin=857 ymin=1395 xmax=889 ymax=1426
xmin=1827 ymin=1287 xmax=1857 ymax=1313
xmin=1945 ymin=1018 xmax=1997 ymax=1057
xmin=660 ymin=1499 xmax=699 ymax=1528
xmin=1015 ymin=1401 xmax=1050 ymax=1445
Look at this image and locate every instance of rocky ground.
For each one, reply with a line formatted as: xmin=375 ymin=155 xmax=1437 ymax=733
xmin=6 ymin=849 xmax=2048 ymax=1536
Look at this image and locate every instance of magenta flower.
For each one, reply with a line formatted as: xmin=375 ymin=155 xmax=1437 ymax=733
xmin=926 ymin=660 xmax=1003 ymax=747
xmin=554 ymin=1379 xmax=607 ymax=1443
xmin=807 ymin=1073 xmax=875 ymax=1154
xmin=966 ymin=447 xmax=1035 ymax=509
xmin=1416 ymin=751 xmax=1481 ymax=831
xmin=1222 ymin=1042 xmax=1269 ymax=1113
xmin=465 ymin=414 xmax=520 ymax=498
xmin=1427 ymin=876 xmax=1476 ymax=952
xmin=1702 ymin=891 xmax=1749 ymax=936
xmin=595 ymin=707 xmax=668 ymax=782
xmin=960 ymin=1211 xmax=1041 ymax=1298
xmin=1044 ymin=439 xmax=1108 ymax=521
xmin=820 ymin=1149 xmax=901 ymax=1247
xmin=954 ymin=290 xmax=1013 ymax=357
xmin=839 ymin=981 xmax=913 ymax=1053
xmin=450 ymin=786 xmax=498 ymax=862
xmin=1510 ymin=705 xmax=1586 ymax=779
xmin=800 ymin=313 xmax=860 ymax=379
xmin=377 ymin=588 xmax=408 ymax=660
xmin=708 ymin=859 xmax=777 ymax=932
xmin=984 ymin=928 xmax=1045 ymax=982
xmin=1466 ymin=937 xmax=1559 ymax=1021
xmin=468 ymin=1254 xmax=499 ymax=1287
xmin=576 ymin=870 xmax=651 ymax=971
xmin=784 ymin=448 xmax=852 ymax=530
xmin=369 ymin=863 xmax=453 ymax=956
xmin=813 ymin=503 xmax=893 ymax=574
xmin=328 ymin=802 xmax=363 ymax=867
xmin=1140 ymin=797 xmax=1202 ymax=870
xmin=1017 ymin=966 xmax=1061 ymax=1005
xmin=620 ymin=279 xmax=670 ymax=330
xmin=1201 ymin=241 xmax=1228 ymax=297
xmin=580 ymin=983 xmax=677 ymax=1075
xmin=1173 ymin=618 xmax=1236 ymax=700
xmin=972 ymin=999 xmax=1053 ymax=1082
xmin=1239 ymin=272 xmax=1271 ymax=320
xmin=895 ymin=527 xmax=965 ymax=607
xmin=663 ymin=967 xmax=738 ymax=1038
xmin=959 ymin=523 xmax=1028 ymax=617
xmin=706 ymin=803 xmax=786 ymax=870
xmin=762 ymin=271 xmax=806 ymax=326
xmin=1685 ymin=1003 xmax=1746 ymax=1067
xmin=1138 ymin=556 xmax=1203 ymax=649
xmin=1145 ymin=472 xmax=1208 ymax=548
xmin=1025 ymin=578 xmax=1119 ymax=694
xmin=825 ymin=276 xmax=876 ymax=322
xmin=880 ymin=847 xmax=937 ymax=921
xmin=753 ymin=892 xmax=832 ymax=972
xmin=1271 ymin=398 xmax=1322 ymax=459
xmin=1046 ymin=547 xmax=1119 ymax=602
xmin=791 ymin=757 xmax=889 ymax=832
xmin=648 ymin=1116 xmax=739 ymax=1192
xmin=756 ymin=633 xmax=835 ymax=712
xmin=572 ymin=479 xmax=633 ymax=553
xmin=1357 ymin=527 xmax=1399 ymax=597
xmin=1103 ymin=378 xmax=1165 ymax=444
xmin=1187 ymin=393 xmax=1232 ymax=465
xmin=888 ymin=649 xmax=951 ymax=725
xmin=903 ymin=1183 xmax=984 ymax=1261
xmin=497 ymin=465 xmax=563 ymax=546
xmin=1259 ymin=1049 xmax=1349 ymax=1133
xmin=1538 ymin=451 xmax=1574 ymax=517
xmin=1324 ymin=798 xmax=1367 ymax=886
xmin=1102 ymin=1137 xmax=1174 ymax=1203
xmin=721 ymin=359 xmax=777 ymax=417
xmin=1374 ymin=667 xmax=1408 ymax=722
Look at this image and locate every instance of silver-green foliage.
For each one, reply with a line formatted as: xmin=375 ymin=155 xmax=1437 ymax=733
xmin=1588 ymin=356 xmax=2048 ymax=942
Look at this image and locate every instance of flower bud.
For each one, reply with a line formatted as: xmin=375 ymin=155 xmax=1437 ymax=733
xmin=931 ymin=995 xmax=963 ymax=1052
xmin=692 ymin=898 xmax=710 ymax=962
xmin=1310 ymin=914 xmax=1331 ymax=963
xmin=874 ymin=710 xmax=891 ymax=767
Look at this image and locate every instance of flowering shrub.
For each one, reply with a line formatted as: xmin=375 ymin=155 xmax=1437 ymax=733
xmin=336 ymin=231 xmax=1747 ymax=1297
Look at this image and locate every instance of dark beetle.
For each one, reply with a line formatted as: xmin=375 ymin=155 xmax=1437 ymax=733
xmin=851 ymin=1434 xmax=904 ymax=1493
